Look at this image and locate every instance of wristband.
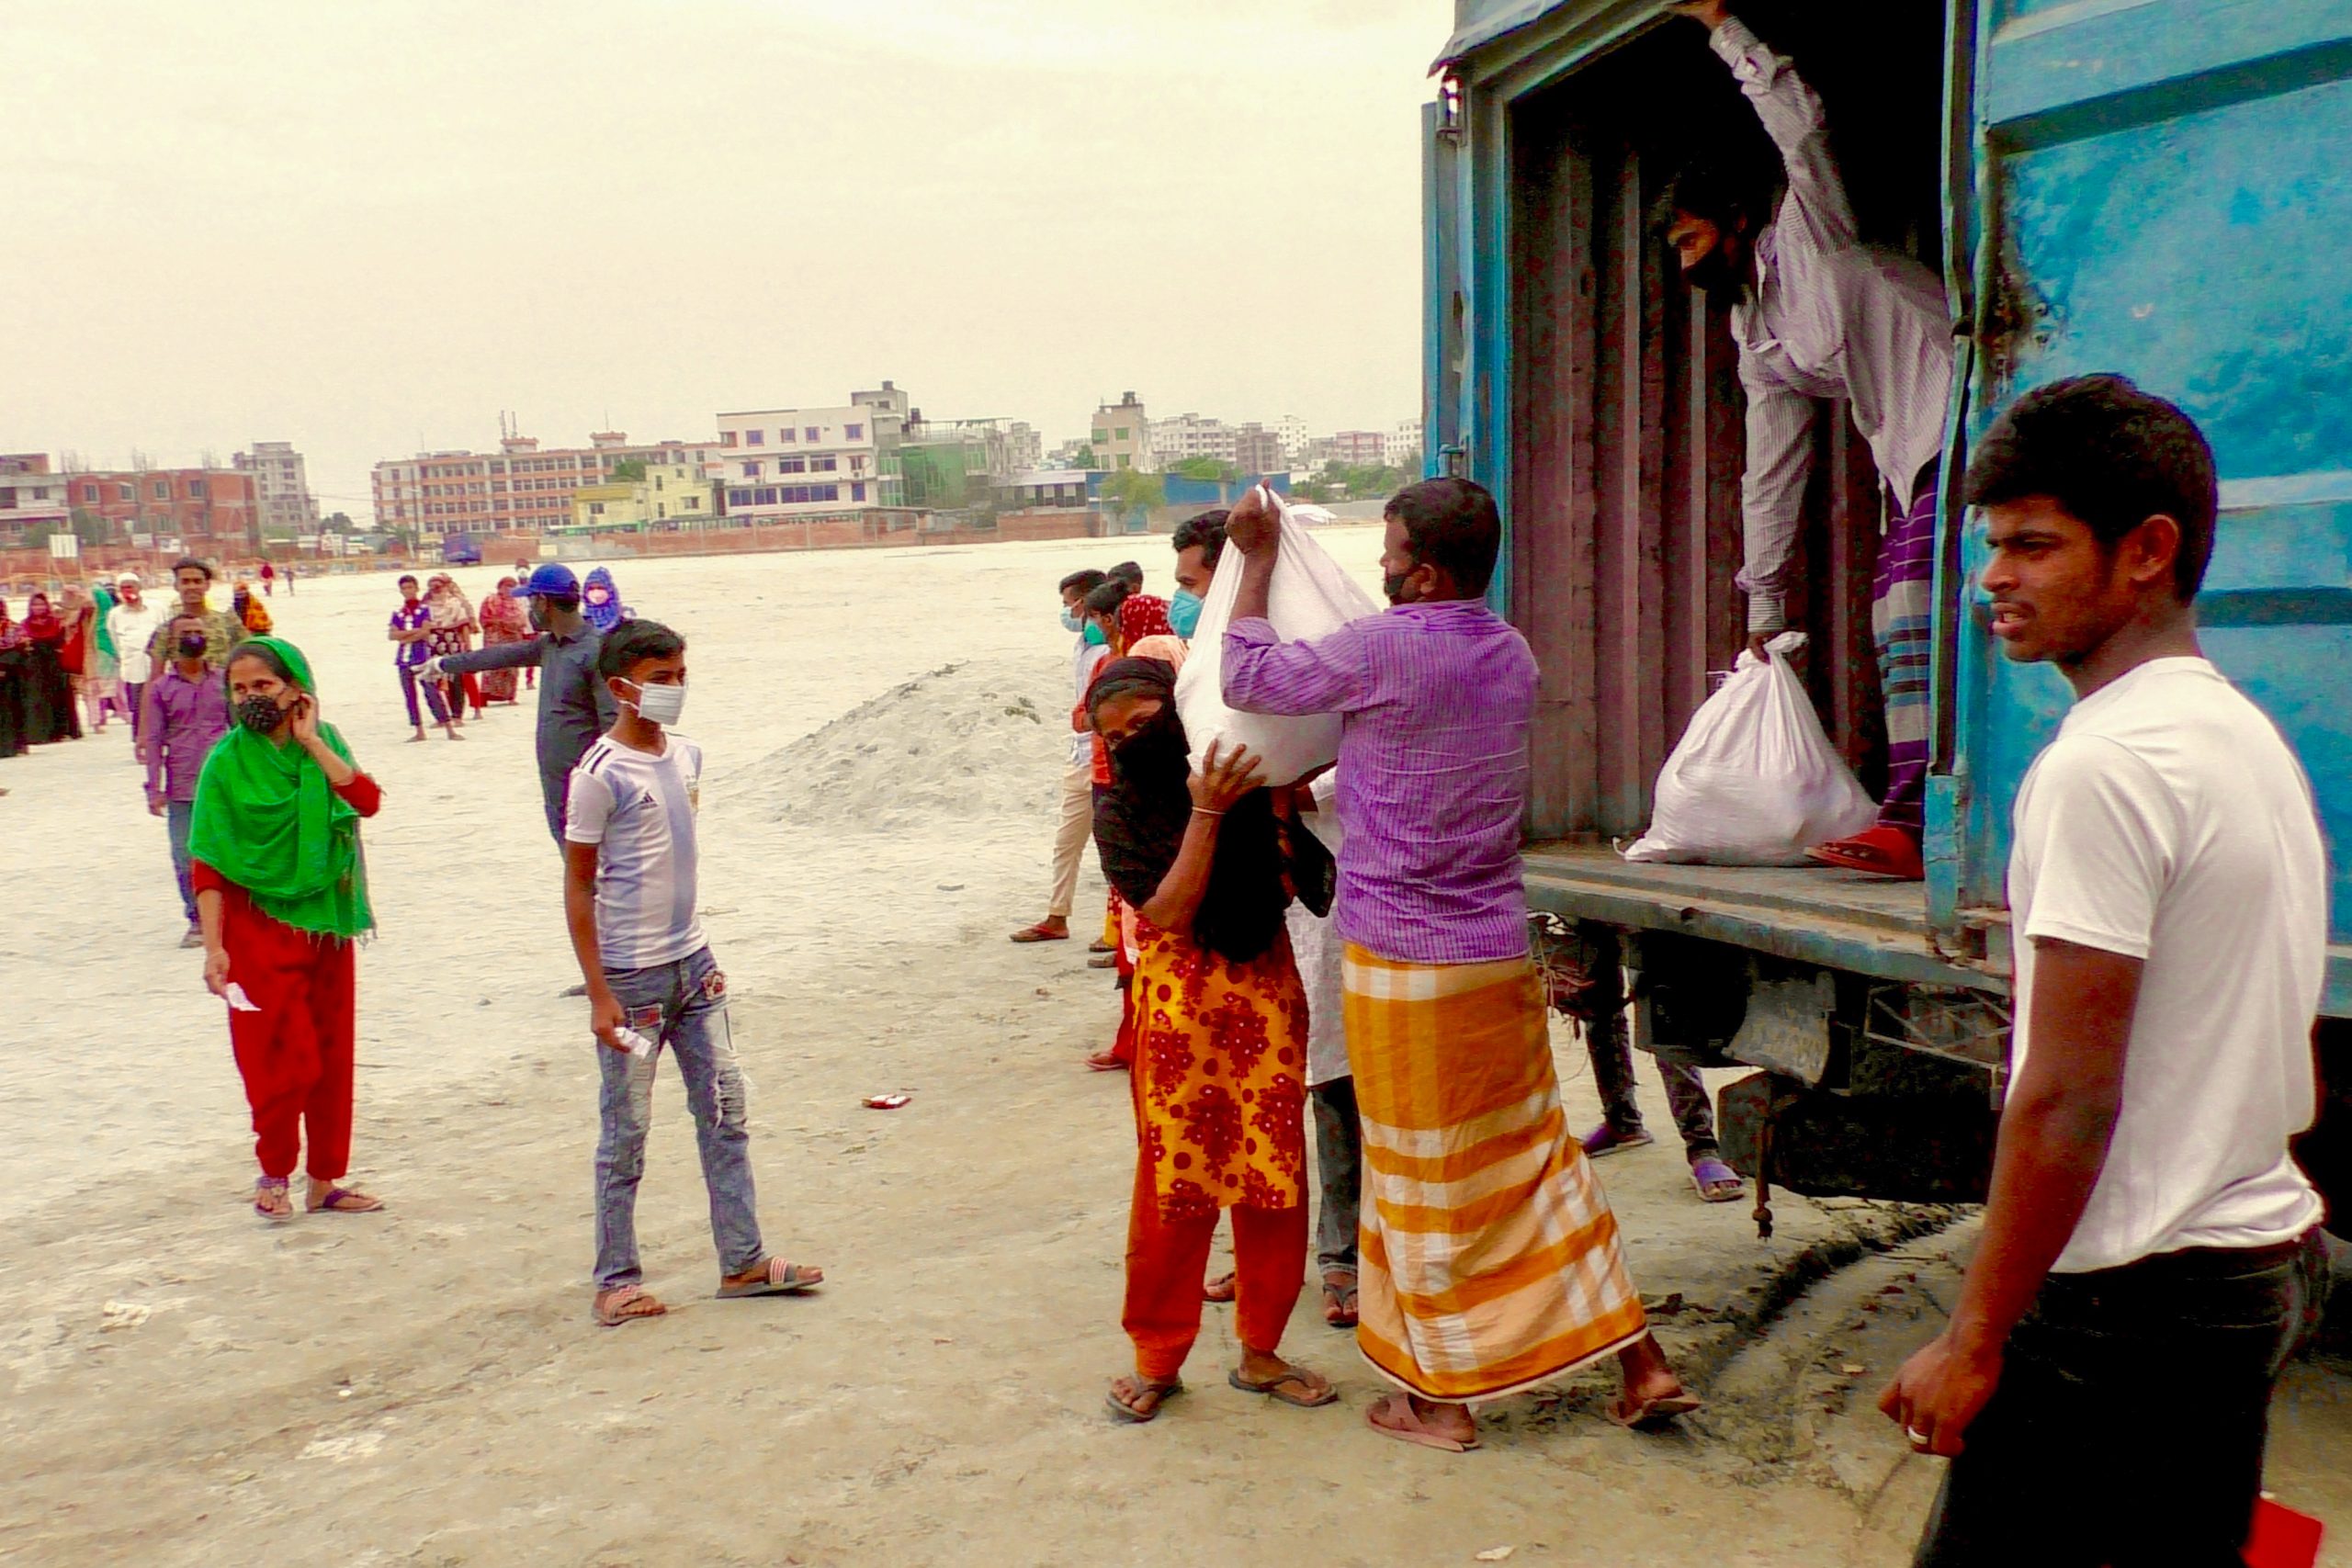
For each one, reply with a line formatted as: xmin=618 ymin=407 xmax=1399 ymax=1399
xmin=1192 ymin=807 xmax=1226 ymax=818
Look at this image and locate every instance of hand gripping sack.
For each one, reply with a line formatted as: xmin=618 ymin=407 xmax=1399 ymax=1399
xmin=1175 ymin=488 xmax=1382 ymax=785
xmin=1622 ymin=641 xmax=1879 ymax=866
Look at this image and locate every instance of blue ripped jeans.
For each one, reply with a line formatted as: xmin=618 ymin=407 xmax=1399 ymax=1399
xmin=594 ymin=945 xmax=763 ymax=1292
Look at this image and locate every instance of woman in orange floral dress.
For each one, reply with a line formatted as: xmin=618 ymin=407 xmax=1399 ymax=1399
xmin=1087 ymin=656 xmax=1335 ymax=1425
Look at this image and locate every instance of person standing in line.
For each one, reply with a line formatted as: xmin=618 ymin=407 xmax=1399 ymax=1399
xmin=1661 ymin=0 xmax=1955 ymax=880
xmin=424 ymin=563 xmax=617 ymax=845
xmin=1011 ymin=568 xmax=1112 ymax=945
xmin=144 ymin=558 xmax=246 ymax=677
xmin=143 ymin=613 xmax=233 ymax=947
xmin=512 ymin=558 xmax=536 ymax=692
xmin=1168 ymin=511 xmax=1229 ymax=640
xmin=88 ymin=578 xmax=122 ymax=731
xmin=107 ymin=573 xmax=161 ymax=741
xmin=1086 ymin=657 xmax=1334 ymax=1423
xmin=563 ymin=618 xmax=825 ymax=1327
xmin=1880 ymin=377 xmax=2331 ymax=1564
xmin=17 ymin=592 xmax=81 ymax=744
xmin=476 ymin=576 xmax=530 ymax=706
xmin=389 ymin=575 xmax=460 ymax=743
xmin=0 ymin=597 xmax=28 ymax=763
xmin=191 ymin=637 xmax=385 ymax=1222
xmin=1222 ymin=478 xmax=1697 ymax=1450
xmin=57 ymin=586 xmax=96 ymax=735
xmin=582 ymin=566 xmax=628 ymax=634
xmin=1289 ymin=772 xmax=1363 ymax=1329
xmin=424 ymin=573 xmax=481 ymax=725
xmin=1549 ymin=922 xmax=1745 ymax=1202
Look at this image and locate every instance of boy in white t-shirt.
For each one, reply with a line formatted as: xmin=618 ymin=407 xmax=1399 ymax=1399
xmin=1883 ymin=377 xmax=2330 ymax=1565
xmin=563 ymin=619 xmax=825 ymax=1327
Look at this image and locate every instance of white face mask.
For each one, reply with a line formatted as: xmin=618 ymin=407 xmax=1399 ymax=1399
xmin=618 ymin=678 xmax=685 ymax=727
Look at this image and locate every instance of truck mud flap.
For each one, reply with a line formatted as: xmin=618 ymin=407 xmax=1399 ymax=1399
xmin=1717 ymin=1071 xmax=1996 ymax=1207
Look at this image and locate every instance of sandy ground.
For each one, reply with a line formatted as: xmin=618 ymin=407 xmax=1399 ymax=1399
xmin=3 ymin=532 xmax=2346 ymax=1566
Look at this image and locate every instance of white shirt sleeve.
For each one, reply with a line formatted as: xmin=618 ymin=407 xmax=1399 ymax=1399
xmin=1713 ymin=17 xmax=1858 ymax=253
xmin=2015 ymin=737 xmax=2177 ymax=961
xmin=565 ymin=764 xmax=616 ymax=845
xmin=1733 ymin=371 xmax=1818 ymax=634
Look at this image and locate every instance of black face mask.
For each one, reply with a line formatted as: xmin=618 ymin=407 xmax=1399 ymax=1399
xmin=1384 ymin=570 xmax=1414 ymax=606
xmin=176 ymin=632 xmax=209 ymax=660
xmin=1685 ymin=240 xmax=1746 ymax=305
xmin=234 ymin=694 xmax=288 ymax=735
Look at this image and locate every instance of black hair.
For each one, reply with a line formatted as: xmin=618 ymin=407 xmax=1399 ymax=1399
xmin=174 ymin=556 xmax=215 ymax=581
xmin=597 ymin=617 xmax=686 ymax=679
xmin=1651 ymin=156 xmax=1771 ymax=240
xmin=397 ymin=574 xmax=419 ymax=589
xmin=225 ymin=639 xmax=305 ymax=690
xmin=1962 ymin=374 xmax=2218 ymax=602
xmin=1109 ymin=560 xmax=1145 ymax=590
xmin=1386 ymin=477 xmax=1504 ymax=597
xmin=1083 ymin=579 xmax=1131 ymax=617
xmin=1059 ymin=568 xmax=1109 ymax=597
xmin=1170 ymin=510 xmax=1229 ymax=572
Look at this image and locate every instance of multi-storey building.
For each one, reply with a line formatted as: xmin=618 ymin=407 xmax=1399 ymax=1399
xmin=1150 ymin=412 xmax=1238 ymax=468
xmin=1272 ymin=415 xmax=1309 ymax=465
xmin=372 ymin=431 xmax=723 ymax=542
xmin=1090 ymin=392 xmax=1153 ymax=472
xmin=233 ymin=441 xmax=320 ymax=537
xmin=1233 ymin=424 xmax=1287 ymax=477
xmin=567 ymin=463 xmax=718 ymax=534
xmin=1330 ymin=430 xmax=1389 ymax=467
xmin=716 ymin=405 xmax=896 ymax=521
xmin=1385 ymin=418 xmax=1425 ymax=470
xmin=0 ymin=454 xmax=73 ymax=545
xmin=65 ymin=466 xmax=264 ymax=550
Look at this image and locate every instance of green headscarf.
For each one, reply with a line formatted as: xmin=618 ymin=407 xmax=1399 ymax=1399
xmin=187 ymin=636 xmax=374 ymax=941
xmin=93 ymin=583 xmax=119 ymax=658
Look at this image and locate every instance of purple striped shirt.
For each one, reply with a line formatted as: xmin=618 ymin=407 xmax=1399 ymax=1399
xmin=1224 ymin=601 xmax=1536 ymax=964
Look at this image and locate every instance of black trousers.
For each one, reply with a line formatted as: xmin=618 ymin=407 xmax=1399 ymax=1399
xmin=1915 ymin=1227 xmax=2332 ymax=1567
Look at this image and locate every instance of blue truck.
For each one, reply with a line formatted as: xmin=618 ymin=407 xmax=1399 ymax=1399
xmin=1426 ymin=0 xmax=2351 ymax=1228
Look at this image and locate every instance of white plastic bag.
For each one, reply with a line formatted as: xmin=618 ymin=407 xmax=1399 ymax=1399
xmin=1622 ymin=636 xmax=1878 ymax=866
xmin=1176 ymin=486 xmax=1382 ymax=784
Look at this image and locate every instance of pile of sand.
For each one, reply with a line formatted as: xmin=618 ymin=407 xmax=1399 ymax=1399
xmin=726 ymin=660 xmax=1067 ymax=831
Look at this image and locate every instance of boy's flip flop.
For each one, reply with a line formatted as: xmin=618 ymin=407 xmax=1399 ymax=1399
xmin=716 ymin=1258 xmax=824 ymax=1299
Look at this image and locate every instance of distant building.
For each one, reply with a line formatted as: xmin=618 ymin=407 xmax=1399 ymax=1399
xmin=997 ymin=468 xmax=1097 ymax=510
xmin=1330 ymin=430 xmax=1388 ymax=467
xmin=232 ymin=441 xmax=320 ymax=537
xmin=1233 ymin=423 xmax=1286 ymax=477
xmin=566 ymin=462 xmax=718 ymax=534
xmin=372 ymin=430 xmax=725 ymax=542
xmin=716 ymin=404 xmax=895 ymax=522
xmin=1272 ymin=415 xmax=1309 ymax=464
xmin=1005 ymin=420 xmax=1044 ymax=473
xmin=0 ymin=454 xmax=73 ymax=545
xmin=1385 ymin=419 xmax=1425 ymax=470
xmin=66 ymin=465 xmax=264 ymax=551
xmin=1151 ymin=412 xmax=1238 ymax=468
xmin=1091 ymin=392 xmax=1153 ymax=472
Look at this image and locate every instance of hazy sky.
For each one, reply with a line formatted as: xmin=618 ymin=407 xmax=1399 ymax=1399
xmin=6 ymin=0 xmax=1446 ymax=514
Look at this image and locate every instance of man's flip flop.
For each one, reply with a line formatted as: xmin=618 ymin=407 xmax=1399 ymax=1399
xmin=1009 ymin=923 xmax=1068 ymax=943
xmin=1581 ymin=1123 xmax=1655 ymax=1159
xmin=1690 ymin=1156 xmax=1745 ymax=1203
xmin=594 ymin=1285 xmax=668 ymax=1327
xmin=1365 ymin=1393 xmax=1480 ymax=1452
xmin=1229 ymin=1367 xmax=1339 ymax=1408
xmin=1609 ymin=1392 xmax=1703 ymax=1429
xmin=716 ymin=1258 xmax=823 ymax=1299
xmin=1105 ymin=1377 xmax=1183 ymax=1424
xmin=1804 ymin=826 xmax=1925 ymax=881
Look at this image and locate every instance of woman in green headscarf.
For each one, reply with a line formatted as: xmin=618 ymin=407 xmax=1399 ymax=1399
xmin=190 ymin=637 xmax=388 ymax=1222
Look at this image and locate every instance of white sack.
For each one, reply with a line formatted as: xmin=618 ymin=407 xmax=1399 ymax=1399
xmin=1176 ymin=486 xmax=1382 ymax=784
xmin=1622 ymin=637 xmax=1878 ymax=866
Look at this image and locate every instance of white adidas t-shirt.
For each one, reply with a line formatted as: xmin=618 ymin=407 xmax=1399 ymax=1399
xmin=2008 ymin=657 xmax=2326 ymax=1274
xmin=565 ymin=732 xmax=706 ymax=971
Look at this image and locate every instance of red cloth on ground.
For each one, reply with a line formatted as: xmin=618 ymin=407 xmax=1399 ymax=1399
xmin=194 ymin=772 xmax=380 ymax=1181
xmin=1121 ymin=1073 xmax=1308 ymax=1382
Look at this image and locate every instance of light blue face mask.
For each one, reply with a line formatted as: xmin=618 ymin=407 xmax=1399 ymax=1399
xmin=1061 ymin=607 xmax=1085 ymax=635
xmin=1168 ymin=590 xmax=1204 ymax=640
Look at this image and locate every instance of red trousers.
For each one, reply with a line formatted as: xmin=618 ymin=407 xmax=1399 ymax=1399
xmin=195 ymin=871 xmax=358 ymax=1182
xmin=1122 ymin=1140 xmax=1307 ymax=1382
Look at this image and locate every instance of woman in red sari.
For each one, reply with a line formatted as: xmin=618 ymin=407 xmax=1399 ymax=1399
xmin=475 ymin=576 xmax=528 ymax=705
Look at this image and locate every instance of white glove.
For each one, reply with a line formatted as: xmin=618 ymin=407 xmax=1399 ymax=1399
xmin=417 ymin=656 xmax=446 ymax=681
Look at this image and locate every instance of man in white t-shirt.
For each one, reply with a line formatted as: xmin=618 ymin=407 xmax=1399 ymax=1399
xmin=1011 ymin=568 xmax=1112 ymax=945
xmin=562 ymin=618 xmax=827 ymax=1328
xmin=107 ymin=572 xmax=162 ymax=741
xmin=1883 ymin=376 xmax=2331 ymax=1565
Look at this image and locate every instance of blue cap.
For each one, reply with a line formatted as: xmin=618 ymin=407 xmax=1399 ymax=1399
xmin=510 ymin=563 xmax=581 ymax=598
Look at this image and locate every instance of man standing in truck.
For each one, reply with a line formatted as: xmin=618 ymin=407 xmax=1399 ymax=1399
xmin=1880 ymin=377 xmax=2330 ymax=1562
xmin=1664 ymin=1 xmax=1953 ymax=881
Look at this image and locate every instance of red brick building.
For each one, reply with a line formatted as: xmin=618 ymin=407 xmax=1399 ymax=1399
xmin=0 ymin=454 xmax=73 ymax=546
xmin=64 ymin=468 xmax=264 ymax=551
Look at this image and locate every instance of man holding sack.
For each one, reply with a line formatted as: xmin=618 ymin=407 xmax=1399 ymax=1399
xmin=1219 ymin=478 xmax=1696 ymax=1452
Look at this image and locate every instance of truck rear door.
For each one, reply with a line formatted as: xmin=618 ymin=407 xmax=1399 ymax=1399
xmin=1958 ymin=0 xmax=2352 ymax=1010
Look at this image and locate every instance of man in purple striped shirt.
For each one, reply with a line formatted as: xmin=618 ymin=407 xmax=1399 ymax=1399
xmin=1221 ymin=479 xmax=1695 ymax=1452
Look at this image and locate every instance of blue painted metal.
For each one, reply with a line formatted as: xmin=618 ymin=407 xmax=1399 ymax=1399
xmin=1961 ymin=0 xmax=2352 ymax=1010
xmin=1430 ymin=0 xmax=2352 ymax=1011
